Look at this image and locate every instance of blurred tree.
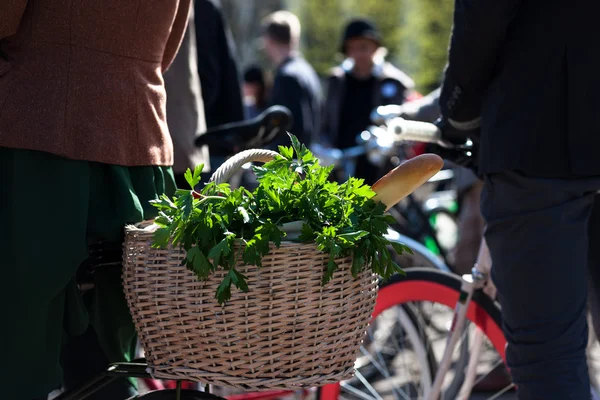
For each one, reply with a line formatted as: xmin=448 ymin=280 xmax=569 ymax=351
xmin=220 ymin=0 xmax=283 ymax=69
xmin=289 ymin=0 xmax=345 ymax=76
xmin=400 ymin=0 xmax=453 ymax=93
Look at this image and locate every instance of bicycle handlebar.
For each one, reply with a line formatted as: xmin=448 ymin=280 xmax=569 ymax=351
xmin=370 ymin=105 xmax=404 ymax=125
xmin=314 ymin=116 xmax=457 ymax=164
xmin=195 ymin=105 xmax=293 ymax=154
xmin=387 ymin=117 xmax=446 ymax=146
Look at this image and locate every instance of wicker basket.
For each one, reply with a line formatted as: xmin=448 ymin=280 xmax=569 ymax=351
xmin=122 ymin=149 xmax=378 ymax=390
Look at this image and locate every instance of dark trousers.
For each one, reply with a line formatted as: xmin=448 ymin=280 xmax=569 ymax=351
xmin=481 ymin=170 xmax=600 ymax=399
xmin=61 ymin=326 xmax=136 ymax=400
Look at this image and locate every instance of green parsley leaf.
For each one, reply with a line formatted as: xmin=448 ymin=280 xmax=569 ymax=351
xmin=216 ymin=273 xmax=232 ymax=303
xmin=184 ymin=164 xmax=204 ymax=189
xmin=152 ymin=227 xmax=172 ymax=249
xmin=298 ymin=223 xmax=315 ymax=242
xmin=186 ymin=246 xmax=213 ymax=278
xmin=391 ymin=241 xmax=413 ymax=255
xmin=229 ymin=268 xmax=249 ymax=292
xmin=207 ymin=237 xmax=232 ymax=265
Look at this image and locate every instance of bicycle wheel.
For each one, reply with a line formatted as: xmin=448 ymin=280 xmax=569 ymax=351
xmin=329 ymin=297 xmax=437 ymax=400
xmin=319 ymin=268 xmax=509 ymax=400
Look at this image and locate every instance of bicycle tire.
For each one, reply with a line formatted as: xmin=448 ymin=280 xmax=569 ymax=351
xmin=320 ymin=288 xmax=438 ymax=400
xmin=319 ymin=268 xmax=505 ymax=400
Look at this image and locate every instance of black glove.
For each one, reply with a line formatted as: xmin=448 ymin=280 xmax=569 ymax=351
xmin=432 ymin=144 xmax=479 ymax=173
xmin=429 ymin=117 xmax=480 ymax=174
xmin=434 ymin=117 xmax=480 ymax=145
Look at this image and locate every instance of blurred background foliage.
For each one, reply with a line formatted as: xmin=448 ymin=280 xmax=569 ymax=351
xmin=220 ymin=0 xmax=453 ymax=94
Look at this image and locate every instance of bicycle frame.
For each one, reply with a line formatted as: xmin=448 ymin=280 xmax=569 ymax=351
xmin=425 ymin=238 xmax=502 ymax=400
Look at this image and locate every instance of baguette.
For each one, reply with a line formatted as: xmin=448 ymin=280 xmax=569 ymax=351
xmin=372 ymin=154 xmax=444 ymax=211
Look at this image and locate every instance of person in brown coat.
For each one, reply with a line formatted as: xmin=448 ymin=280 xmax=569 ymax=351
xmin=0 ymin=1 xmax=191 ymax=399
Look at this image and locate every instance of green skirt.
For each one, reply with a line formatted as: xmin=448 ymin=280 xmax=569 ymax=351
xmin=0 ymin=147 xmax=175 ymax=399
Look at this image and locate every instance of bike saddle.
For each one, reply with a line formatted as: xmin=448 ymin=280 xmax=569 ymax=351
xmin=195 ymin=106 xmax=293 ymax=155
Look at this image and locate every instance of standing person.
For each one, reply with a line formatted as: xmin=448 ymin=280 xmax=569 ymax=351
xmin=321 ymin=18 xmax=415 ymax=184
xmin=194 ymin=0 xmax=245 ymax=171
xmin=165 ymin=7 xmax=210 ymax=189
xmin=438 ymin=1 xmax=600 ymax=398
xmin=0 ymin=1 xmax=191 ymax=399
xmin=194 ymin=0 xmax=244 ymax=128
xmin=243 ymin=65 xmax=269 ymax=119
xmin=261 ymin=10 xmax=323 ymax=148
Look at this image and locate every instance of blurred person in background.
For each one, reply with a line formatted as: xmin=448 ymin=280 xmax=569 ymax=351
xmin=0 ymin=1 xmax=191 ymax=399
xmin=164 ymin=8 xmax=210 ymax=189
xmin=194 ymin=0 xmax=244 ymax=170
xmin=321 ymin=18 xmax=415 ymax=184
xmin=242 ymin=65 xmax=270 ymax=119
xmin=261 ymin=10 xmax=323 ymax=148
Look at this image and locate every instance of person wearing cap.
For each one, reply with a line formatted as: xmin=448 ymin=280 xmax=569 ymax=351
xmin=261 ymin=11 xmax=323 ymax=148
xmin=321 ymin=18 xmax=415 ymax=184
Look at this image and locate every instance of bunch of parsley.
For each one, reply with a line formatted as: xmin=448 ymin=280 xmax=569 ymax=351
xmin=151 ymin=134 xmax=410 ymax=304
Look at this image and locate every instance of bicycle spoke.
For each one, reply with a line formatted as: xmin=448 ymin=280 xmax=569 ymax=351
xmin=350 ymin=310 xmax=424 ymax=400
xmin=392 ymin=310 xmax=424 ymax=399
xmin=340 ymin=381 xmax=379 ymax=400
xmin=360 ymin=345 xmax=392 ymax=379
xmin=354 ymin=370 xmax=386 ymax=400
xmin=368 ymin=325 xmax=394 ymax=378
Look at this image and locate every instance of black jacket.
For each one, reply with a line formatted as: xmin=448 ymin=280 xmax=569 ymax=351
xmin=440 ymin=0 xmax=600 ymax=177
xmin=269 ymin=56 xmax=323 ymax=147
xmin=194 ymin=0 xmax=244 ymax=128
xmin=321 ymin=60 xmax=414 ymax=148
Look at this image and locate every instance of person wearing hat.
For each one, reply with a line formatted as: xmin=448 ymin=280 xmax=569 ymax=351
xmin=321 ymin=18 xmax=415 ymax=184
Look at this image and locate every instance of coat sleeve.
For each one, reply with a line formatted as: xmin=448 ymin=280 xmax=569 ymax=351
xmin=439 ymin=0 xmax=522 ymax=122
xmin=161 ymin=0 xmax=192 ymax=73
xmin=0 ymin=1 xmax=28 ymax=39
xmin=397 ymin=88 xmax=442 ymax=123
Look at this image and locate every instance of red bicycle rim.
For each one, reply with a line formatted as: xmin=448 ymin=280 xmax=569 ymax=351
xmin=319 ymin=279 xmax=506 ymax=400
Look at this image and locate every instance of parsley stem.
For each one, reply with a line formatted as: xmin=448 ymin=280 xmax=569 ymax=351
xmin=198 ymin=195 xmax=226 ymax=204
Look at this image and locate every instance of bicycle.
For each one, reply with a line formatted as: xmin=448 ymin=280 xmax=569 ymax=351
xmin=316 ymin=117 xmax=600 ymax=400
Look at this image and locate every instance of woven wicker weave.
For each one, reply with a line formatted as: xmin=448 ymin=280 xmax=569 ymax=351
xmin=121 ymin=149 xmax=378 ymax=390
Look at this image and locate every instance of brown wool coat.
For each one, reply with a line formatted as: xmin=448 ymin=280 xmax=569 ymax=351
xmin=0 ymin=0 xmax=192 ymax=166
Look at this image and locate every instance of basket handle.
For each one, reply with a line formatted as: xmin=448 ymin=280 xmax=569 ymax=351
xmin=209 ymin=149 xmax=280 ymax=184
